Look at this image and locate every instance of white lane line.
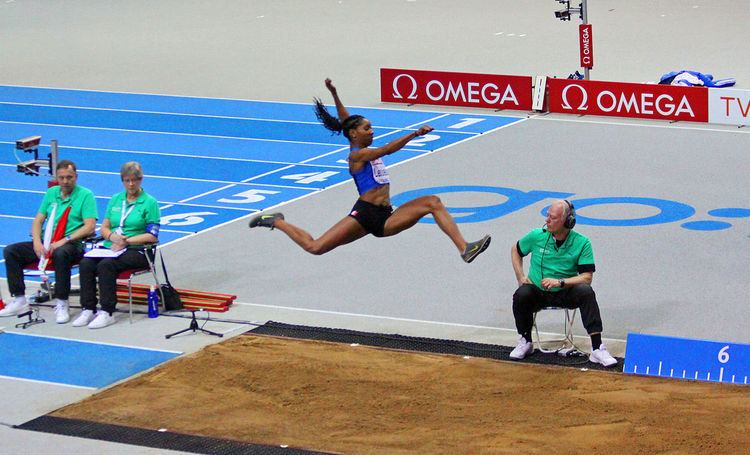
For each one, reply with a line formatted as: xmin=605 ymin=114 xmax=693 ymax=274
xmin=0 ymin=100 xmax=330 ymax=124
xmin=232 ymin=300 xmax=630 ymax=342
xmin=0 ymin=83 xmax=528 ymax=118
xmin=0 ymin=141 xmax=349 ymax=169
xmin=0 ymin=214 xmax=34 ymax=220
xmin=530 ymin=114 xmax=750 ymax=135
xmin=0 ymin=375 xmax=97 ymax=390
xmin=0 ymin=115 xmax=477 ymax=136
xmin=6 ymin=331 xmax=183 ymax=354
xmin=0 ymin=166 xmax=329 ymax=194
xmin=0 ymin=120 xmax=343 ymax=146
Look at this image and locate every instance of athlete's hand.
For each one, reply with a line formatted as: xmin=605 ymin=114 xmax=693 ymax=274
xmin=518 ymin=275 xmax=531 ymax=287
xmin=415 ymin=125 xmax=434 ymax=136
xmin=325 ymin=78 xmax=337 ymax=95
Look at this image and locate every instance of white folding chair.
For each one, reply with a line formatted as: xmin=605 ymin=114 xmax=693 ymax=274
xmin=532 ymin=306 xmax=578 ymax=354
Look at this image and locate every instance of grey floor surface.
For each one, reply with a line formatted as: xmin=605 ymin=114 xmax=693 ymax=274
xmin=1 ymin=1 xmax=748 ymax=453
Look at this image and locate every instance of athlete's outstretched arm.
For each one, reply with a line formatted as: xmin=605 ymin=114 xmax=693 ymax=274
xmin=325 ymin=79 xmax=350 ymax=120
xmin=350 ymin=125 xmax=434 ymax=163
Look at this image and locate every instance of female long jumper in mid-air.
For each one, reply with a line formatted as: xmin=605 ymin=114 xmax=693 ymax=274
xmin=249 ymin=78 xmax=491 ymax=263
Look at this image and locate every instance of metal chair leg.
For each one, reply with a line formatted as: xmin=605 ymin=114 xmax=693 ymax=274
xmin=533 ymin=307 xmax=578 ymax=353
xmin=128 ymin=275 xmax=134 ymax=324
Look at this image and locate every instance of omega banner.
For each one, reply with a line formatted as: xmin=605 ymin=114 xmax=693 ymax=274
xmin=548 ymin=79 xmax=709 ymax=122
xmin=380 ymin=68 xmax=533 ymax=110
xmin=579 ymin=24 xmax=593 ymax=68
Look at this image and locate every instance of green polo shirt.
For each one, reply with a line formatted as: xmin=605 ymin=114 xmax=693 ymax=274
xmin=103 ymin=189 xmax=161 ymax=248
xmin=517 ymin=228 xmax=595 ymax=292
xmin=38 ymin=185 xmax=98 ymax=240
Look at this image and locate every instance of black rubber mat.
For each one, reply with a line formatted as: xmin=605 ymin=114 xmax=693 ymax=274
xmin=247 ymin=320 xmax=624 ymax=372
xmin=16 ymin=415 xmax=332 ymax=455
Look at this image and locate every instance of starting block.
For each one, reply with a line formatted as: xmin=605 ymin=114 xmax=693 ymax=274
xmin=624 ymin=333 xmax=750 ymax=385
xmin=15 ymin=136 xmax=58 ymax=177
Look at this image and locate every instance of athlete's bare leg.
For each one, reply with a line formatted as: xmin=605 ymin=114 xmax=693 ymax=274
xmin=382 ymin=195 xmax=466 ymax=252
xmin=274 ymin=216 xmax=367 ymax=255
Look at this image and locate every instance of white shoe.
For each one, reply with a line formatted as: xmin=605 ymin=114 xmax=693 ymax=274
xmin=590 ymin=344 xmax=618 ymax=367
xmin=0 ymin=296 xmax=30 ymax=317
xmin=54 ymin=299 xmax=70 ymax=324
xmin=88 ymin=311 xmax=116 ymax=329
xmin=72 ymin=309 xmax=96 ymax=327
xmin=509 ymin=336 xmax=533 ymax=360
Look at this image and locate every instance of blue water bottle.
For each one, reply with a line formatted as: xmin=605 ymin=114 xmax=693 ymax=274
xmin=147 ymin=285 xmax=160 ymax=318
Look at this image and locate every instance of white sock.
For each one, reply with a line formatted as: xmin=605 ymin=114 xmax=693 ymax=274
xmin=55 ymin=298 xmax=69 ymax=307
xmin=13 ymin=295 xmax=27 ymax=306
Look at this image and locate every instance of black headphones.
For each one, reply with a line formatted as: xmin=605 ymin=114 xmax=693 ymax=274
xmin=563 ymin=200 xmax=576 ymax=229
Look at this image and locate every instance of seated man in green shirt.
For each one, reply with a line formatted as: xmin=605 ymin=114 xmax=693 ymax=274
xmin=0 ymin=160 xmax=98 ymax=323
xmin=74 ymin=161 xmax=161 ymax=329
xmin=510 ymin=200 xmax=617 ymax=367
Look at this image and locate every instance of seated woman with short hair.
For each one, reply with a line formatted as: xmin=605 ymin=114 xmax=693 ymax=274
xmin=74 ymin=161 xmax=161 ymax=329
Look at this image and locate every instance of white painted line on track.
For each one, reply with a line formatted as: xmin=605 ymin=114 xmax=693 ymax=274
xmin=233 ymin=300 xmax=629 ymax=344
xmin=0 ymin=106 xmax=479 ymax=135
xmin=234 ymin=300 xmax=517 ymax=333
xmin=0 ymin=214 xmax=35 ymax=220
xmin=0 ymin=141 xmax=350 ymax=168
xmin=530 ymin=113 xmax=750 ymax=134
xmin=0 ymin=165 xmax=331 ymax=194
xmin=6 ymin=331 xmax=183 ymax=354
xmin=0 ymin=375 xmax=97 ymax=390
xmin=0 ymin=120 xmax=345 ymax=146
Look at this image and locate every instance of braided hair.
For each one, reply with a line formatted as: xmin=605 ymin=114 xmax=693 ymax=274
xmin=313 ymin=98 xmax=364 ymax=141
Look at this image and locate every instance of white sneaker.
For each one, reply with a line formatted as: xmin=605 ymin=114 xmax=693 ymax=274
xmin=590 ymin=344 xmax=618 ymax=367
xmin=509 ymin=336 xmax=533 ymax=360
xmin=88 ymin=311 xmax=116 ymax=329
xmin=0 ymin=296 xmax=30 ymax=317
xmin=54 ymin=299 xmax=70 ymax=324
xmin=72 ymin=309 xmax=96 ymax=327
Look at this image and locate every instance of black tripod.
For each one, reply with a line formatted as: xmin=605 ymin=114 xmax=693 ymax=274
xmin=165 ymin=309 xmax=223 ymax=339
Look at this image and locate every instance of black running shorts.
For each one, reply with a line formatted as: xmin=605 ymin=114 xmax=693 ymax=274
xmin=348 ymin=199 xmax=393 ymax=237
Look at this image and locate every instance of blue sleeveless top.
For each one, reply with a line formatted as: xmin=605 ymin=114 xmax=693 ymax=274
xmin=350 ymin=150 xmax=390 ymax=196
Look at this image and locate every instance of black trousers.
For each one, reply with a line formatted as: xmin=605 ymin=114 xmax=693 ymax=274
xmin=79 ymin=249 xmax=151 ymax=314
xmin=512 ymin=283 xmax=604 ymax=335
xmin=3 ymin=241 xmax=83 ymax=299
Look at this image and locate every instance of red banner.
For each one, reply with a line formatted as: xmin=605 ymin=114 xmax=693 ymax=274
xmin=381 ymin=68 xmax=533 ymax=110
xmin=579 ymin=24 xmax=593 ymax=68
xmin=547 ymin=79 xmax=709 ymax=122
